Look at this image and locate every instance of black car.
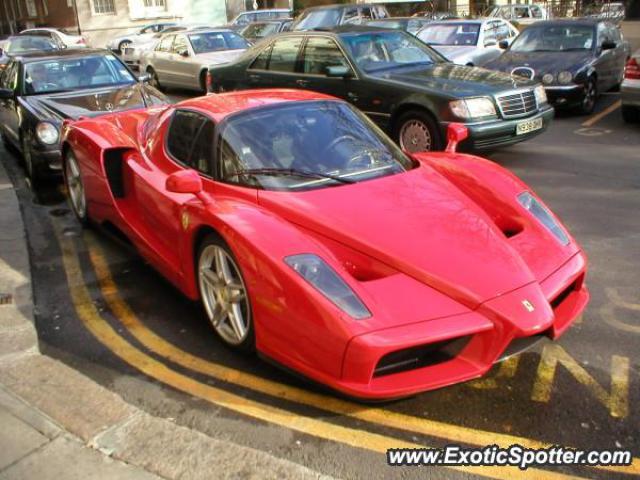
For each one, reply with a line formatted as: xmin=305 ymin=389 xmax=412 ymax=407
xmin=208 ymin=27 xmax=553 ymax=152
xmin=484 ymin=19 xmax=629 ymax=114
xmin=0 ymin=48 xmax=168 ymax=182
xmin=0 ymin=35 xmax=59 ymax=70
xmin=364 ymin=17 xmax=432 ymax=35
xmin=239 ymin=19 xmax=293 ymax=44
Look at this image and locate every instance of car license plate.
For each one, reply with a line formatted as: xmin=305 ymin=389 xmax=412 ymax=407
xmin=516 ymin=118 xmax=543 ymax=135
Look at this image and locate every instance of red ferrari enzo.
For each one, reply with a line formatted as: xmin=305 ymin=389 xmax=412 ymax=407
xmin=61 ymin=89 xmax=589 ymax=400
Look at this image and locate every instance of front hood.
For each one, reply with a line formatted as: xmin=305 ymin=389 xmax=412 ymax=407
xmin=370 ymin=62 xmax=535 ymax=97
xmin=258 ymin=166 xmax=536 ymax=309
xmin=22 ymin=83 xmax=149 ymax=121
xmin=433 ymin=45 xmax=477 ymax=62
xmin=196 ymin=49 xmax=246 ymax=65
xmin=486 ymin=50 xmax=594 ymax=77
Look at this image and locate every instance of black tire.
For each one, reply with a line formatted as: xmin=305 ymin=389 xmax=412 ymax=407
xmin=63 ymin=148 xmax=89 ymax=226
xmin=196 ymin=234 xmax=255 ymax=353
xmin=393 ymin=109 xmax=443 ymax=153
xmin=578 ymin=77 xmax=597 ymax=115
xmin=147 ymin=67 xmax=163 ymax=92
xmin=21 ymin=135 xmax=43 ymax=187
xmin=622 ymin=105 xmax=640 ymax=123
xmin=200 ymin=70 xmax=208 ymax=94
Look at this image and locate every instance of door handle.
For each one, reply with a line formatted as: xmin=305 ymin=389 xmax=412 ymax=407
xmin=296 ymin=79 xmax=310 ymax=88
xmin=248 ymin=74 xmax=261 ymax=82
xmin=347 ymin=92 xmax=359 ymax=102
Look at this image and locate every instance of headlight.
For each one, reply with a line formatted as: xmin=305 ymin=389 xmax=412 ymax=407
xmin=542 ymin=73 xmax=554 ymax=85
xmin=449 ymin=97 xmax=496 ymax=119
xmin=518 ymin=192 xmax=569 ymax=245
xmin=35 ymin=122 xmax=59 ymax=145
xmin=534 ymin=85 xmax=547 ymax=105
xmin=285 ymin=254 xmax=371 ymax=319
xmin=557 ymin=71 xmax=573 ymax=84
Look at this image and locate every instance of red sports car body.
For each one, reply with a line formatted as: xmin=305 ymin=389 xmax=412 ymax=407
xmin=61 ymin=89 xmax=589 ymax=400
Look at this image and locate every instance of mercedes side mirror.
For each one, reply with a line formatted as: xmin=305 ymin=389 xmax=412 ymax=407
xmin=445 ymin=123 xmax=469 ymax=153
xmin=498 ymin=40 xmax=509 ymax=49
xmin=326 ymin=65 xmax=352 ymax=78
xmin=166 ymin=170 xmax=203 ymax=195
xmin=178 ymin=49 xmax=189 ymax=57
xmin=0 ymin=88 xmax=13 ymax=99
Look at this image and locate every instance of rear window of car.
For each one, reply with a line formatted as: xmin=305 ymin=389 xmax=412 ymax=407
xmin=188 ymin=32 xmax=249 ymax=54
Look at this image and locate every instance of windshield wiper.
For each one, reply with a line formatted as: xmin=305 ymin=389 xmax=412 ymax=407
xmin=224 ymin=168 xmax=356 ymax=184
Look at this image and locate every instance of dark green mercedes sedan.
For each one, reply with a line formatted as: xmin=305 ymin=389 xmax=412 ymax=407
xmin=207 ymin=26 xmax=554 ymax=152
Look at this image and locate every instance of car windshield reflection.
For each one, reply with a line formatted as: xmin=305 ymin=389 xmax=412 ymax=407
xmin=418 ymin=23 xmax=481 ymax=46
xmin=510 ymin=25 xmax=594 ymax=52
xmin=218 ymin=101 xmax=414 ymax=191
xmin=187 ymin=32 xmax=249 ymax=54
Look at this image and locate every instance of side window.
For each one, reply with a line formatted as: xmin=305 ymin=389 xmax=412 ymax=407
xmin=189 ymin=120 xmax=215 ymax=174
xmin=514 ymin=7 xmax=530 ymax=18
xmin=249 ymin=43 xmax=273 ymax=70
xmin=302 ymin=37 xmax=349 ymax=75
xmin=156 ymin=34 xmax=174 ymax=52
xmin=0 ymin=61 xmax=18 ymax=90
xmin=483 ymin=23 xmax=497 ymax=45
xmin=531 ymin=6 xmax=543 ymax=18
xmin=166 ymin=110 xmax=206 ymax=165
xmin=360 ymin=7 xmax=372 ymax=20
xmin=597 ymin=23 xmax=609 ymax=45
xmin=267 ymin=36 xmax=303 ymax=72
xmin=495 ymin=21 xmax=510 ymax=41
xmin=342 ymin=8 xmax=360 ymax=24
xmin=172 ymin=35 xmax=189 ymax=55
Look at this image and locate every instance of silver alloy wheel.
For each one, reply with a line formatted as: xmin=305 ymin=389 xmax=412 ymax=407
xmin=583 ymin=80 xmax=596 ymax=112
xmin=148 ymin=69 xmax=161 ymax=89
xmin=198 ymin=245 xmax=250 ymax=346
xmin=119 ymin=41 xmax=132 ymax=55
xmin=399 ymin=119 xmax=432 ymax=152
xmin=65 ymin=151 xmax=86 ymax=219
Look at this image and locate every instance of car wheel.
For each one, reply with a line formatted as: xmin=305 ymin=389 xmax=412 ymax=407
xmin=147 ymin=67 xmax=163 ymax=91
xmin=621 ymin=105 xmax=640 ymax=123
xmin=200 ymin=70 xmax=208 ymax=94
xmin=64 ymin=149 xmax=88 ymax=225
xmin=579 ymin=78 xmax=597 ymax=115
xmin=197 ymin=234 xmax=254 ymax=352
xmin=118 ymin=40 xmax=132 ymax=55
xmin=394 ymin=110 xmax=443 ymax=153
xmin=21 ymin=135 xmax=43 ymax=186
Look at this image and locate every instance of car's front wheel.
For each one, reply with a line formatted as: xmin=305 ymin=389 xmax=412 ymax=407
xmin=197 ymin=234 xmax=254 ymax=352
xmin=394 ymin=110 xmax=443 ymax=153
xmin=118 ymin=40 xmax=131 ymax=55
xmin=147 ymin=67 xmax=163 ymax=91
xmin=22 ymin=135 xmax=43 ymax=186
xmin=64 ymin=149 xmax=88 ymax=225
xmin=578 ymin=78 xmax=597 ymax=115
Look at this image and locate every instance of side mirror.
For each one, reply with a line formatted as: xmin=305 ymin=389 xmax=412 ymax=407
xmin=498 ymin=40 xmax=509 ymax=49
xmin=601 ymin=40 xmax=616 ymax=50
xmin=166 ymin=170 xmax=202 ymax=195
xmin=178 ymin=49 xmax=189 ymax=57
xmin=0 ymin=88 xmax=13 ymax=99
xmin=326 ymin=65 xmax=352 ymax=78
xmin=138 ymin=73 xmax=151 ymax=83
xmin=445 ymin=123 xmax=469 ymax=153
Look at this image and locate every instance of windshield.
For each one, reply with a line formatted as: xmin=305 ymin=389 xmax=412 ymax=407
xmin=509 ymin=25 xmax=595 ymax=52
xmin=218 ymin=101 xmax=413 ymax=191
xmin=6 ymin=36 xmax=57 ymax=54
xmin=242 ymin=23 xmax=280 ymax=38
xmin=188 ymin=31 xmax=249 ymax=54
xmin=341 ymin=31 xmax=443 ymax=73
xmin=293 ymin=9 xmax=341 ymax=30
xmin=23 ymin=54 xmax=135 ymax=94
xmin=417 ymin=23 xmax=480 ymax=46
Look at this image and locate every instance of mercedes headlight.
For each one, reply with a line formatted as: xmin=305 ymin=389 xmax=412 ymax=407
xmin=534 ymin=85 xmax=547 ymax=105
xmin=542 ymin=73 xmax=554 ymax=85
xmin=518 ymin=192 xmax=569 ymax=245
xmin=557 ymin=71 xmax=573 ymax=84
xmin=285 ymin=254 xmax=371 ymax=319
xmin=35 ymin=122 xmax=59 ymax=145
xmin=450 ymin=97 xmax=496 ymax=119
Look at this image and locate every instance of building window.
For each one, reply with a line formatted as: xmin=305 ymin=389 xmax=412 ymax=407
xmin=25 ymin=0 xmax=37 ymax=17
xmin=93 ymin=0 xmax=115 ymax=14
xmin=67 ymin=0 xmax=73 ymax=7
xmin=143 ymin=0 xmax=165 ymax=7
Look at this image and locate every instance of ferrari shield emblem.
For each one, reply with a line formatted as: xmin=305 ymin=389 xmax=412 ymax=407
xmin=522 ymin=300 xmax=535 ymax=312
xmin=181 ymin=211 xmax=190 ymax=231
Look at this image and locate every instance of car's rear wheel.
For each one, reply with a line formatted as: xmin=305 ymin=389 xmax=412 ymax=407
xmin=578 ymin=78 xmax=597 ymax=115
xmin=197 ymin=235 xmax=254 ymax=352
xmin=622 ymin=105 xmax=640 ymax=123
xmin=64 ymin=149 xmax=88 ymax=225
xmin=394 ymin=110 xmax=443 ymax=153
xmin=147 ymin=67 xmax=163 ymax=91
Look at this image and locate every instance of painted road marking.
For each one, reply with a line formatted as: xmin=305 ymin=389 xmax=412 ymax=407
xmin=601 ymin=288 xmax=640 ymax=334
xmin=85 ymin=235 xmax=639 ymax=477
xmin=581 ymin=100 xmax=622 ymax=127
xmin=56 ymin=231 xmax=583 ymax=480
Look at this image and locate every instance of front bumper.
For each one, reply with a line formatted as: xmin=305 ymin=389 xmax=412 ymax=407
xmin=545 ymin=84 xmax=585 ymax=108
xmin=32 ymin=146 xmax=62 ymax=172
xmin=621 ymin=78 xmax=640 ymax=107
xmin=333 ymin=251 xmax=588 ymax=400
xmin=443 ymin=105 xmax=555 ymax=151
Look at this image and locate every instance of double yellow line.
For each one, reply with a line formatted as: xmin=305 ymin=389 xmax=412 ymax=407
xmin=57 ymin=227 xmax=638 ymax=479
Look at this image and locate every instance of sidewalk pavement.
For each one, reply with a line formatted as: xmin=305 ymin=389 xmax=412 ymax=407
xmin=0 ymin=150 xmax=333 ymax=479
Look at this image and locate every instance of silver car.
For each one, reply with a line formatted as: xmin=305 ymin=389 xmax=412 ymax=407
xmin=107 ymin=22 xmax=178 ymax=54
xmin=122 ymin=26 xmax=187 ymax=70
xmin=417 ymin=19 xmax=518 ymax=67
xmin=141 ymin=30 xmax=250 ymax=92
xmin=622 ymin=50 xmax=640 ymax=123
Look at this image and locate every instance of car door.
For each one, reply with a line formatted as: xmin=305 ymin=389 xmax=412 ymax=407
xmin=169 ymin=34 xmax=198 ymax=88
xmin=150 ymin=34 xmax=175 ymax=84
xmin=595 ymin=22 xmax=614 ymax=90
xmin=249 ymin=35 xmax=304 ymax=89
xmin=0 ymin=60 xmax=20 ymax=146
xmin=608 ymin=24 xmax=627 ymax=86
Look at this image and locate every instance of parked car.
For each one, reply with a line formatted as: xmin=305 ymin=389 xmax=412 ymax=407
xmin=208 ymin=27 xmax=553 ymax=152
xmin=412 ymin=10 xmax=459 ymax=20
xmin=239 ymin=19 xmax=293 ymax=44
xmin=20 ymin=28 xmax=87 ymax=48
xmin=364 ymin=17 xmax=432 ymax=35
xmin=588 ymin=2 xmax=626 ymax=22
xmin=1 ymin=35 xmax=59 ymax=71
xmin=486 ymin=4 xmax=549 ymax=25
xmin=61 ymin=88 xmax=588 ymax=400
xmin=292 ymin=4 xmax=389 ymax=31
xmin=0 ymin=48 xmax=168 ymax=182
xmin=142 ymin=29 xmax=249 ymax=92
xmin=107 ymin=22 xmax=178 ymax=55
xmin=484 ymin=19 xmax=629 ymax=114
xmin=121 ymin=25 xmax=189 ymax=70
xmin=621 ymin=51 xmax=640 ymax=122
xmin=229 ymin=8 xmax=292 ymax=29
xmin=416 ymin=19 xmax=518 ymax=66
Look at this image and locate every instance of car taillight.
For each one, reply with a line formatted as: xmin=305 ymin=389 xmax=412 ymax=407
xmin=625 ymin=57 xmax=640 ymax=80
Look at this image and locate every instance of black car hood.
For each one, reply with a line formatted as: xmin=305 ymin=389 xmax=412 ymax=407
xmin=370 ymin=63 xmax=536 ymax=97
xmin=22 ymin=83 xmax=150 ymax=121
xmin=485 ymin=50 xmax=595 ymax=77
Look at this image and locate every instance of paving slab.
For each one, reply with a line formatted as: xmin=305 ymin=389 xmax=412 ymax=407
xmin=0 ymin=407 xmax=49 ymax=471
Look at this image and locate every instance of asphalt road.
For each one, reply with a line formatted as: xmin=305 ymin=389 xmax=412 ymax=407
xmin=2 ymin=92 xmax=639 ymax=480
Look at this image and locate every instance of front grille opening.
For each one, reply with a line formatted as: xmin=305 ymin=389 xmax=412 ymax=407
xmin=499 ymin=333 xmax=547 ymax=361
xmin=497 ymin=90 xmax=537 ymax=118
xmin=493 ymin=216 xmax=523 ymax=239
xmin=373 ymin=336 xmax=472 ymax=378
xmin=551 ymin=279 xmax=578 ymax=310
